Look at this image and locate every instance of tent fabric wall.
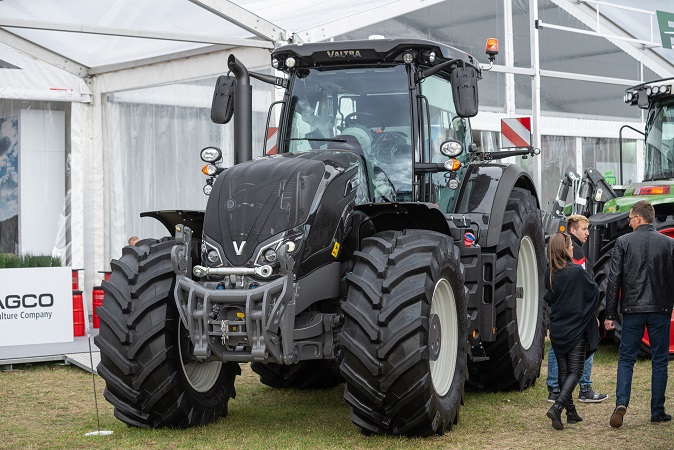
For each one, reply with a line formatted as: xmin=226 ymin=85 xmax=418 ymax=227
xmin=0 ymin=41 xmax=90 ymax=102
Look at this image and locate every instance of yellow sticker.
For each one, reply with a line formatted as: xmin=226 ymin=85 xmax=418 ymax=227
xmin=236 ymin=311 xmax=245 ymax=319
xmin=331 ymin=242 xmax=341 ymax=258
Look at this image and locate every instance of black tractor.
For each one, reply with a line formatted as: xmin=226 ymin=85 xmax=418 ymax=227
xmin=95 ymin=37 xmax=547 ymax=436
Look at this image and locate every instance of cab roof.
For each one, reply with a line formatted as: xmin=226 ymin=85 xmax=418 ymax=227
xmin=272 ymin=38 xmax=478 ymax=69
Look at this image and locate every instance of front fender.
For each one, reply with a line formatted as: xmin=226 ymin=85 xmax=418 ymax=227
xmin=141 ymin=210 xmax=205 ymax=237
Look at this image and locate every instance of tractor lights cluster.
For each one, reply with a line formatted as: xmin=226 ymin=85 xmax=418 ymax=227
xmin=421 ymin=50 xmax=436 ymax=64
xmin=402 ymin=52 xmax=415 ymax=64
xmin=626 ymin=83 xmax=674 ymax=104
xmin=271 ymin=56 xmax=297 ymax=71
xmin=256 ymin=236 xmax=301 ymax=267
xmin=646 ymin=84 xmax=671 ymax=96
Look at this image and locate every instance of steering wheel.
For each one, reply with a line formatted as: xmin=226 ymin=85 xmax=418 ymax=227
xmin=371 ymin=132 xmax=409 ymax=164
xmin=344 ymin=112 xmax=385 ymax=133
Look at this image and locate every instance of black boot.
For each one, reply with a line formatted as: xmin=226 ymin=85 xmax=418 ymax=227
xmin=566 ymin=404 xmax=583 ymax=424
xmin=546 ymin=402 xmax=564 ymax=430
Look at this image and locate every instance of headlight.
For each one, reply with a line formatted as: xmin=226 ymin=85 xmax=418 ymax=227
xmin=285 ymin=57 xmax=296 ymax=68
xmin=421 ymin=50 xmax=436 ymax=64
xmin=440 ymin=140 xmax=463 ymax=157
xmin=201 ymin=146 xmax=222 ymax=163
xmin=263 ymin=248 xmax=277 ymax=262
xmin=207 ymin=250 xmax=220 ymax=263
xmin=202 ymin=164 xmax=218 ymax=176
xmin=202 ymin=239 xmax=223 ymax=266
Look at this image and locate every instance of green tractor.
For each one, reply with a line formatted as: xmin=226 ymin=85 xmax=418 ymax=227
xmin=543 ymin=77 xmax=674 ymax=358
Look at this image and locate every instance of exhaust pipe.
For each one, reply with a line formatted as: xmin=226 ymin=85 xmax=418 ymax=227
xmin=228 ymin=55 xmax=253 ymax=164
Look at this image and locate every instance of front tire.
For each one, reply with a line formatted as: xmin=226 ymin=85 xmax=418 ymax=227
xmin=468 ymin=187 xmax=547 ymax=391
xmin=340 ymin=230 xmax=467 ymax=436
xmin=94 ymin=239 xmax=240 ymax=428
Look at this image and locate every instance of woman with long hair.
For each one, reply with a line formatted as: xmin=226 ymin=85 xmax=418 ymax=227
xmin=544 ymin=232 xmax=600 ymax=430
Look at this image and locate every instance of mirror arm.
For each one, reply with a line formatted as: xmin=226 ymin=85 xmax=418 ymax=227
xmin=473 ymin=148 xmax=540 ymax=162
xmin=249 ymin=71 xmax=288 ymax=88
xmin=416 ymin=58 xmax=463 ymax=82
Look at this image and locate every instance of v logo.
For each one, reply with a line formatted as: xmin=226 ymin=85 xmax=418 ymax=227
xmin=233 ymin=241 xmax=246 ymax=255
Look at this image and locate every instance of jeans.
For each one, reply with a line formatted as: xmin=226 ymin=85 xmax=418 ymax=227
xmin=546 ymin=347 xmax=593 ymax=391
xmin=616 ymin=312 xmax=671 ymax=416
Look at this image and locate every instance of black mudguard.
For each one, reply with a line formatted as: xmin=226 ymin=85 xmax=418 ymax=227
xmin=454 ymin=164 xmax=539 ymax=247
xmin=140 ymin=210 xmax=205 ymax=237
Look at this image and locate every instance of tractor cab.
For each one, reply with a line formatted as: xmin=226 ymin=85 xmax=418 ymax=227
xmin=598 ymin=79 xmax=674 ymax=215
xmin=272 ymin=39 xmax=480 ymax=211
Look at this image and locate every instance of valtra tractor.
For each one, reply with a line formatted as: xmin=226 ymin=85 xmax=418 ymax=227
xmin=95 ymin=37 xmax=548 ymax=436
xmin=543 ymin=77 xmax=674 ymax=358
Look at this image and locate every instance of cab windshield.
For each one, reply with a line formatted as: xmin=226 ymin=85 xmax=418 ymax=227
xmin=285 ymin=65 xmax=413 ymax=201
xmin=644 ymin=100 xmax=674 ymax=181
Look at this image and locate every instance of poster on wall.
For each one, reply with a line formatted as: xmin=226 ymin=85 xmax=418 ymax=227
xmin=0 ymin=116 xmax=19 ymax=253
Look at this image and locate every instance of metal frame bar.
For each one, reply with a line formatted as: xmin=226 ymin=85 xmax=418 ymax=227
xmin=188 ymin=0 xmax=287 ymax=43
xmin=0 ymin=17 xmax=274 ymax=49
xmin=0 ymin=28 xmax=89 ymax=76
xmin=536 ymin=21 xmax=660 ymax=49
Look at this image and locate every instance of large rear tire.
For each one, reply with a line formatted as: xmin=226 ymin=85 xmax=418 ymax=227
xmin=251 ymin=360 xmax=342 ymax=389
xmin=94 ymin=239 xmax=240 ymax=428
xmin=340 ymin=230 xmax=467 ymax=436
xmin=467 ymin=187 xmax=547 ymax=391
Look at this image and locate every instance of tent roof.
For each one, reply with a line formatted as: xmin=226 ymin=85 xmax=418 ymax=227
xmin=0 ymin=0 xmax=673 ymax=80
xmin=0 ymin=0 xmax=447 ymax=73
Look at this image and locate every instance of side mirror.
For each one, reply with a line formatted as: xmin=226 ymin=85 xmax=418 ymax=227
xmin=211 ymin=75 xmax=236 ymax=124
xmin=637 ymin=89 xmax=649 ymax=109
xmin=451 ymin=66 xmax=479 ymax=118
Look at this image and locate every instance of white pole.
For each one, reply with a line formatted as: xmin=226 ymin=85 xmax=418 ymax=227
xmin=530 ymin=0 xmax=542 ymax=202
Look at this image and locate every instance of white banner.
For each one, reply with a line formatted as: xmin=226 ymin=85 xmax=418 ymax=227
xmin=0 ymin=267 xmax=73 ymax=346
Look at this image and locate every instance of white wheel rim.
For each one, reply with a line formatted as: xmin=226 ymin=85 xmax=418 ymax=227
xmin=429 ymin=278 xmax=458 ymax=397
xmin=178 ymin=325 xmax=222 ymax=393
xmin=516 ymin=235 xmax=539 ymax=350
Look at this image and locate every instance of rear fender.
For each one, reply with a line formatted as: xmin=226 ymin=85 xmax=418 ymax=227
xmin=454 ymin=164 xmax=539 ymax=248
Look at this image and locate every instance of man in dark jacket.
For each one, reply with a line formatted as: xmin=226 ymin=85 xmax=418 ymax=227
xmin=546 ymin=214 xmax=607 ymax=403
xmin=605 ymin=200 xmax=674 ymax=427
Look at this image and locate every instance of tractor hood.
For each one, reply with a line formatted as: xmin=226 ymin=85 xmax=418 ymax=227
xmin=203 ymin=151 xmax=363 ymax=266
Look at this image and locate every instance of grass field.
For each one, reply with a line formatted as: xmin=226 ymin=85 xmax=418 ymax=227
xmin=0 ymin=340 xmax=672 ymax=449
